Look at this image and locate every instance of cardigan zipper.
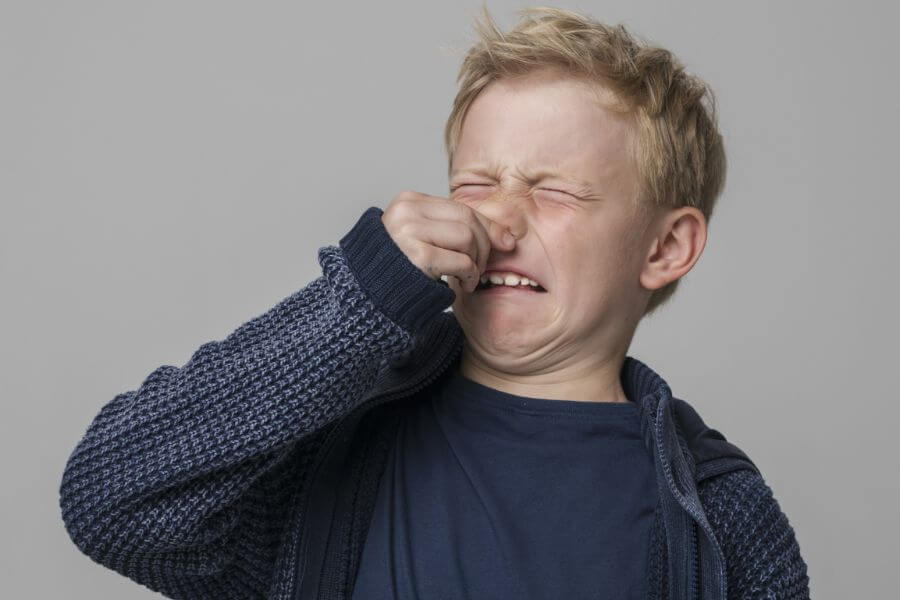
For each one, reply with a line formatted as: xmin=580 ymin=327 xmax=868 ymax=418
xmin=653 ymin=397 xmax=725 ymax=600
xmin=689 ymin=519 xmax=699 ymax=600
xmin=294 ymin=339 xmax=464 ymax=600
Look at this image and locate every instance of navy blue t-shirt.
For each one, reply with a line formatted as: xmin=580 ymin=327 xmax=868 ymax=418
xmin=351 ymin=368 xmax=658 ymax=599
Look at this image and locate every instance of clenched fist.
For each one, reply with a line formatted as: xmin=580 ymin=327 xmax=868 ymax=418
xmin=381 ymin=191 xmax=516 ymax=293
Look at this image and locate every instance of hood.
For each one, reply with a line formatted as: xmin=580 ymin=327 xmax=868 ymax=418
xmin=670 ymin=397 xmax=760 ymax=482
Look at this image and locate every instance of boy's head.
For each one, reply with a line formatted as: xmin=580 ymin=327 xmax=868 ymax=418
xmin=444 ymin=6 xmax=725 ymax=386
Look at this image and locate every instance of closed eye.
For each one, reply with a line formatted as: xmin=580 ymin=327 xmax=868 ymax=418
xmin=451 ymin=184 xmax=575 ymax=198
xmin=536 ymin=188 xmax=580 ymax=201
xmin=450 ymin=183 xmax=582 ymax=202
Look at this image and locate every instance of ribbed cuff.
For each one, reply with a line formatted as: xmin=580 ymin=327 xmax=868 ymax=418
xmin=339 ymin=206 xmax=456 ymax=332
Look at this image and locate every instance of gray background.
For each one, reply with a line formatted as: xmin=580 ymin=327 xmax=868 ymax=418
xmin=2 ymin=1 xmax=896 ymax=597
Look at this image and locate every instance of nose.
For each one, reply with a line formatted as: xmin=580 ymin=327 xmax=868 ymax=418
xmin=477 ymin=190 xmax=529 ymax=242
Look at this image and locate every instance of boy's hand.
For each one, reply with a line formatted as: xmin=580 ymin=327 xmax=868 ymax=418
xmin=381 ymin=191 xmax=516 ymax=293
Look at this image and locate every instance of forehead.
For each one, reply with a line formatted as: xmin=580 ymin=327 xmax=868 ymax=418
xmin=453 ymin=69 xmax=635 ymax=183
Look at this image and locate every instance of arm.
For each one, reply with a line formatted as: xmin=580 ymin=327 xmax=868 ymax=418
xmin=698 ymin=469 xmax=811 ymax=600
xmin=58 ymin=206 xmax=455 ymax=599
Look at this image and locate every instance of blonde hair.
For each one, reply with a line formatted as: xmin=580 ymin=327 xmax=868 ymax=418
xmin=444 ymin=5 xmax=727 ymax=318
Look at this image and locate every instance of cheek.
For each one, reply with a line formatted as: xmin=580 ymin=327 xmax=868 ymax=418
xmin=564 ymin=226 xmax=633 ymax=283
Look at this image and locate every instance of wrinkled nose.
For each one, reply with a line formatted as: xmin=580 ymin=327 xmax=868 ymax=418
xmin=477 ymin=192 xmax=530 ymax=242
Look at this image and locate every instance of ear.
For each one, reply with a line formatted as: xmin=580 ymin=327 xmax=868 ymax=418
xmin=639 ymin=207 xmax=707 ymax=292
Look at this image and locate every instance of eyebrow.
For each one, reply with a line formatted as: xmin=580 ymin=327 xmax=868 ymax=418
xmin=449 ymin=165 xmax=597 ymax=194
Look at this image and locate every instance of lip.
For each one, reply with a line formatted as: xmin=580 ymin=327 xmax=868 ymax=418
xmin=475 ymin=285 xmax=545 ymax=296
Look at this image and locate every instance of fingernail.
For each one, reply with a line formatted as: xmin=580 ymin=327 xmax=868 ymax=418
xmin=504 ymin=231 xmax=515 ymax=246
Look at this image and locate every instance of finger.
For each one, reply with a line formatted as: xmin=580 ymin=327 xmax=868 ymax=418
xmin=418 ymin=220 xmax=485 ymax=292
xmin=416 ymin=196 xmax=515 ymax=251
xmin=415 ymin=198 xmax=515 ymax=272
xmin=413 ymin=240 xmax=480 ymax=292
xmin=412 ymin=200 xmax=488 ymax=276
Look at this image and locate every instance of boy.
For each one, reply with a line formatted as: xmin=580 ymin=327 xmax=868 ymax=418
xmin=59 ymin=6 xmax=810 ymax=599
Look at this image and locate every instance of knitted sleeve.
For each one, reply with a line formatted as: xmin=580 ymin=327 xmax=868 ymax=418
xmin=698 ymin=469 xmax=811 ymax=599
xmin=58 ymin=206 xmax=455 ymax=599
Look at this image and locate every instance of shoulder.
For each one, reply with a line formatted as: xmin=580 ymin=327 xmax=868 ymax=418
xmin=698 ymin=469 xmax=811 ymax=599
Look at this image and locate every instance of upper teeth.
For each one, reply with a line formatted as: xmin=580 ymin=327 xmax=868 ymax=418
xmin=480 ymin=271 xmax=540 ymax=288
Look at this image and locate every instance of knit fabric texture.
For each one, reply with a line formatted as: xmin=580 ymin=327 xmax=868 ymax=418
xmin=58 ymin=206 xmax=809 ymax=599
xmin=698 ymin=470 xmax=810 ymax=599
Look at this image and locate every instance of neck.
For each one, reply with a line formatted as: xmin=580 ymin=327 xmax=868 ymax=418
xmin=457 ymin=343 xmax=630 ymax=404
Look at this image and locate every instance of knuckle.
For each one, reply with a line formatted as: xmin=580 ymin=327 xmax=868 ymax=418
xmin=395 ymin=220 xmax=414 ymax=238
xmin=392 ymin=200 xmax=414 ymax=220
xmin=394 ymin=190 xmax=420 ymax=206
